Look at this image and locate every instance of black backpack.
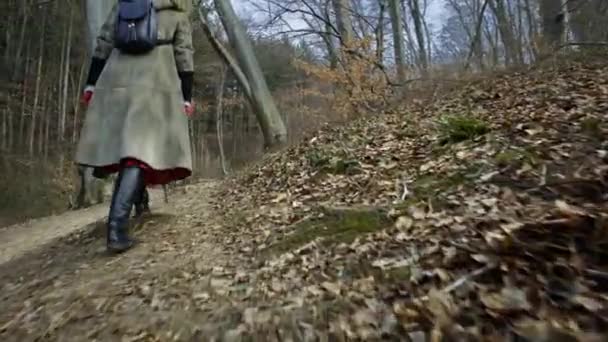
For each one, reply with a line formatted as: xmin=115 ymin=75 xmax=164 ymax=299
xmin=115 ymin=0 xmax=158 ymax=54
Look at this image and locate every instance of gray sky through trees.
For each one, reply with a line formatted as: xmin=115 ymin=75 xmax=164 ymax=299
xmin=234 ymin=0 xmax=445 ymax=36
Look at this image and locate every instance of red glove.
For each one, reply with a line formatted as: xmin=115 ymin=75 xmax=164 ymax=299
xmin=184 ymin=101 xmax=195 ymax=117
xmin=81 ymin=86 xmax=95 ymax=106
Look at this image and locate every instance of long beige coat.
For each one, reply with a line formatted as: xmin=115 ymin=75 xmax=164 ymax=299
xmin=76 ymin=0 xmax=194 ymax=174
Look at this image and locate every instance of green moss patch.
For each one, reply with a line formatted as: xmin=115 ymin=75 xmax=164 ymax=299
xmin=494 ymin=146 xmax=540 ymax=168
xmin=306 ymin=149 xmax=362 ymax=175
xmin=580 ymin=117 xmax=603 ymax=140
xmin=265 ymin=207 xmax=390 ymax=255
xmin=437 ymin=115 xmax=490 ymax=145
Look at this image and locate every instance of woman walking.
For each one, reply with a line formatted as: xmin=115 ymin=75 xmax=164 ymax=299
xmin=77 ymin=0 xmax=195 ymax=253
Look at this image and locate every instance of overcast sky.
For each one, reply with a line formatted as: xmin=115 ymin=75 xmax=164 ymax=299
xmin=232 ymin=0 xmax=447 ymax=35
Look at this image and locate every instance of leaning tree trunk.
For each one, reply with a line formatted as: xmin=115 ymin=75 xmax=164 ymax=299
xmin=214 ymin=0 xmax=287 ymax=148
xmin=197 ymin=7 xmax=252 ymax=102
xmin=388 ymin=0 xmax=408 ymax=84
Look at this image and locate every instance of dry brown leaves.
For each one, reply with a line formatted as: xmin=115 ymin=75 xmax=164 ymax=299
xmin=203 ymin=58 xmax=608 ymax=339
xmin=1 ymin=58 xmax=607 ymax=340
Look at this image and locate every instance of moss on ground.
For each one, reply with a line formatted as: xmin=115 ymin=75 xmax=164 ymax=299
xmin=437 ymin=115 xmax=490 ymax=145
xmin=494 ymin=146 xmax=540 ymax=167
xmin=414 ymin=163 xmax=483 ymax=196
xmin=306 ymin=149 xmax=361 ymax=175
xmin=386 ymin=266 xmax=411 ymax=281
xmin=265 ymin=207 xmax=390 ymax=255
xmin=580 ymin=117 xmax=603 ymax=140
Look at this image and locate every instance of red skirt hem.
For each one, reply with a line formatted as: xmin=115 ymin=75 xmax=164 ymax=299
xmin=82 ymin=158 xmax=191 ymax=186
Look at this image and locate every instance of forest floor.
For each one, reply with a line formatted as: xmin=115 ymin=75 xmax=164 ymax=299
xmin=0 ymin=189 xmax=168 ymax=265
xmin=1 ymin=55 xmax=608 ymax=341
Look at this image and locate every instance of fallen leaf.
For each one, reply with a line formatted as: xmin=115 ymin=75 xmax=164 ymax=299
xmin=395 ymin=216 xmax=414 ymax=230
xmin=321 ymin=281 xmax=342 ymax=296
xmin=572 ymin=295 xmax=604 ymax=312
xmin=480 ymin=287 xmax=531 ymax=313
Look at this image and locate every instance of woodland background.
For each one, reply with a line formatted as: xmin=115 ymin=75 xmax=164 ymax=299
xmin=0 ymin=0 xmax=606 ymax=226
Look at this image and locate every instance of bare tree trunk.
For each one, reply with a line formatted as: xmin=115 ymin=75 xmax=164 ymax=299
xmin=465 ymin=0 xmax=490 ymax=71
xmin=18 ymin=41 xmax=31 ymax=149
xmin=401 ymin=1 xmax=417 ymax=65
xmin=506 ymin=0 xmax=524 ymax=60
xmin=388 ymin=0 xmax=408 ymax=83
xmin=319 ymin=3 xmax=339 ymax=69
xmin=566 ymin=0 xmax=605 ymax=42
xmin=72 ymin=55 xmax=87 ymax=143
xmin=60 ymin=5 xmax=73 ymax=141
xmin=214 ymin=0 xmax=287 ymax=148
xmin=232 ymin=95 xmax=239 ymax=159
xmin=483 ymin=17 xmax=499 ymax=67
xmin=409 ymin=0 xmax=428 ymax=72
xmin=539 ymin=0 xmax=565 ymax=50
xmin=44 ymin=90 xmax=51 ymax=158
xmin=1 ymin=108 xmax=6 ymax=151
xmin=332 ymin=0 xmax=354 ymax=47
xmin=489 ymin=0 xmax=521 ymax=65
xmin=3 ymin=1 xmax=13 ymax=71
xmin=216 ymin=67 xmax=228 ymax=176
xmin=323 ymin=17 xmax=339 ymax=69
xmin=351 ymin=0 xmax=370 ymax=39
xmin=422 ymin=13 xmax=433 ymax=67
xmin=523 ymin=0 xmax=538 ymax=59
xmin=29 ymin=8 xmax=47 ymax=156
xmin=515 ymin=0 xmax=525 ymax=60
xmin=57 ymin=13 xmax=67 ymax=144
xmin=7 ymin=98 xmax=13 ymax=151
xmin=12 ymin=0 xmax=29 ymax=81
xmin=38 ymin=86 xmax=48 ymax=155
xmin=375 ymin=0 xmax=386 ymax=62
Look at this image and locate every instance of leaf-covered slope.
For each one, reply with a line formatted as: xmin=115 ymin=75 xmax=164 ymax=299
xmin=205 ymin=58 xmax=608 ymax=339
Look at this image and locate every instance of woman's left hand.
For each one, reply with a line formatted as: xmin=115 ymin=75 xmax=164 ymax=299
xmin=184 ymin=101 xmax=195 ymax=117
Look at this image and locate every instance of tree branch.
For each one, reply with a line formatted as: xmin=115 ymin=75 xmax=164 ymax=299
xmin=196 ymin=2 xmax=253 ymax=103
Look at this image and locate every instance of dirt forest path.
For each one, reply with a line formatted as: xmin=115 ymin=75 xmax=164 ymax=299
xmin=0 ymin=180 xmax=232 ymax=341
xmin=0 ymin=188 xmax=169 ymax=266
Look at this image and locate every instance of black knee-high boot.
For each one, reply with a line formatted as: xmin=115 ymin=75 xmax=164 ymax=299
xmin=107 ymin=166 xmax=143 ymax=252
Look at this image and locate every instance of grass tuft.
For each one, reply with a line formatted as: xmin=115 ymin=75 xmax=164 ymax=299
xmin=437 ymin=115 xmax=490 ymax=144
